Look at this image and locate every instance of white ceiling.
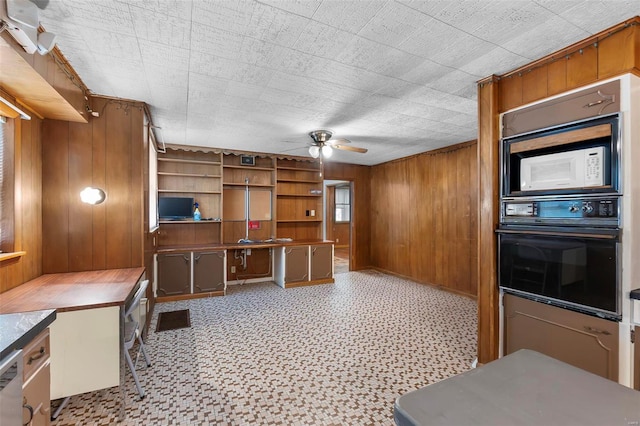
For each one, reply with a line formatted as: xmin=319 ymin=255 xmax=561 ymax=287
xmin=38 ymin=1 xmax=639 ymax=165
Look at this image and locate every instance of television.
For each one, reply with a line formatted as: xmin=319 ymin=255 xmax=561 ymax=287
xmin=159 ymin=197 xmax=194 ymax=220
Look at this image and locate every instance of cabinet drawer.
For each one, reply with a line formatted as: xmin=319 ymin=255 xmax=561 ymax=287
xmin=23 ymin=328 xmax=50 ymax=382
xmin=23 ymin=362 xmax=51 ymax=426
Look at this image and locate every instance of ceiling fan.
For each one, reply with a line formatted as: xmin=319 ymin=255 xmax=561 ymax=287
xmin=307 ymin=130 xmax=368 ymax=159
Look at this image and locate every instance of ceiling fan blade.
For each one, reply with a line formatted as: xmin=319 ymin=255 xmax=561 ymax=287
xmin=333 ymin=144 xmax=367 ymax=153
xmin=328 ymin=138 xmax=351 ymax=145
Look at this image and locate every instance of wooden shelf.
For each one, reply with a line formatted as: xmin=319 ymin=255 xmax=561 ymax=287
xmin=158 ymin=189 xmax=222 ymax=194
xmin=277 ymin=219 xmax=323 ymax=223
xmin=277 ymin=193 xmax=322 ymax=197
xmin=223 ymin=182 xmax=275 ymax=188
xmin=223 ymin=165 xmax=275 ymax=171
xmin=159 ymin=158 xmax=221 ymax=166
xmin=160 ymin=220 xmax=221 ymax=224
xmin=276 ymin=178 xmax=321 ymax=183
xmin=277 ymin=166 xmax=320 ymax=172
xmin=158 ymin=172 xmax=221 ymax=178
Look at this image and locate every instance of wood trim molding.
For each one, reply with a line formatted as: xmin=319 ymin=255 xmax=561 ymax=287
xmin=510 ymin=123 xmax=611 ymax=153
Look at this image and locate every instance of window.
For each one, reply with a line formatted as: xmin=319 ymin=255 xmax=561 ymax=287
xmin=0 ymin=116 xmax=15 ymax=253
xmin=334 ymin=185 xmax=350 ymax=223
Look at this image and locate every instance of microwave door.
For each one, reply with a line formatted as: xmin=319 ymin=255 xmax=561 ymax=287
xmin=521 ymin=152 xmax=582 ymax=191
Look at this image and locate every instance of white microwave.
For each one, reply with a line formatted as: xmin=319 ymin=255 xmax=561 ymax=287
xmin=520 ymin=147 xmax=604 ymax=192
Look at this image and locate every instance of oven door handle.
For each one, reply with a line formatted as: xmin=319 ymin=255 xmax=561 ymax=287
xmin=496 ymin=228 xmax=618 ymax=239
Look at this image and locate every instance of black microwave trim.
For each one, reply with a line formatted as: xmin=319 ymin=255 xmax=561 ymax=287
xmin=500 ymin=113 xmax=621 ymax=198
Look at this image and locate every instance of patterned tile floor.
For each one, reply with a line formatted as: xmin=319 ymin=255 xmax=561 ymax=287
xmin=51 ymin=271 xmax=477 ymax=425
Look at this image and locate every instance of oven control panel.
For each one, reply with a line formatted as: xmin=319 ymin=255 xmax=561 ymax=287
xmin=502 ymin=197 xmax=619 ymax=225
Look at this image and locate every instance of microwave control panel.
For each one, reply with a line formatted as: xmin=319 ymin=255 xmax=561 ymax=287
xmin=502 ymin=197 xmax=619 ymax=225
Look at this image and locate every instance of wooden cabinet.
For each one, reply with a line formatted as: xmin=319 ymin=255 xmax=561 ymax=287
xmin=194 ymin=251 xmax=225 ymax=293
xmin=157 ymin=250 xmax=226 ymax=300
xmin=284 ymin=246 xmax=309 ymax=284
xmin=274 ymin=243 xmax=334 ymax=288
xmin=504 ymin=294 xmax=618 ymax=381
xmin=276 ymin=159 xmax=323 ymax=240
xmin=22 ymin=328 xmax=51 ymax=426
xmin=311 ymin=244 xmax=333 ymax=280
xmin=157 ymin=148 xmax=222 ymax=247
xmin=222 ymin=154 xmax=276 ymax=243
xmin=157 ymin=253 xmax=191 ymax=297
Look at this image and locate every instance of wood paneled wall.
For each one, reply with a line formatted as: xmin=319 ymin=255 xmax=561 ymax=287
xmin=323 ymin=162 xmax=371 ymax=270
xmin=42 ymin=98 xmax=145 ymax=273
xmin=476 ymin=17 xmax=640 ymax=364
xmin=369 ymin=141 xmax=478 ymax=297
xmin=0 ymin=117 xmax=43 ymax=293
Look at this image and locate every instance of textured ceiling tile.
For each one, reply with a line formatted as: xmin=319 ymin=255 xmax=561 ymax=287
xmin=129 ymin=5 xmax=191 ymax=47
xmin=138 ymin=39 xmax=190 ymax=70
xmin=397 ymin=0 xmax=452 ymax=17
xmin=225 ymin=81 xmax=267 ymax=100
xmin=238 ymin=39 xmax=289 ymax=67
xmin=293 ymin=20 xmax=355 ymax=59
xmin=75 ymin=27 xmax=141 ymax=62
xmin=556 ymin=1 xmax=640 ymax=31
xmin=430 ymin=35 xmax=495 ymax=71
xmin=191 ymin=0 xmax=253 ymax=34
xmin=400 ymin=59 xmax=454 ymax=85
xmin=459 ymin=47 xmax=529 ymax=78
xmin=48 ymin=0 xmax=135 ymax=36
xmin=268 ymin=72 xmax=369 ymax=104
xmin=398 ymin=18 xmax=466 ymax=60
xmin=312 ymin=1 xmax=388 ymax=34
xmin=190 ymin=22 xmax=243 ymax=59
xmin=258 ymin=0 xmax=322 ymax=18
xmin=470 ymin=1 xmax=553 ymax=45
xmin=189 ymin=55 xmax=276 ymax=86
xmin=244 ymin=1 xmax=310 ymax=47
xmin=500 ymin=15 xmax=589 ymax=59
xmin=123 ymin=0 xmax=193 ymax=20
xmin=187 ymin=73 xmax=230 ymax=111
xmin=358 ymin=1 xmax=429 ymax=47
xmin=336 ymin=37 xmax=424 ymax=77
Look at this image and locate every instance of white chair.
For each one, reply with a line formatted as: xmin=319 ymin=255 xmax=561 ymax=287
xmin=124 ymin=279 xmax=151 ymax=399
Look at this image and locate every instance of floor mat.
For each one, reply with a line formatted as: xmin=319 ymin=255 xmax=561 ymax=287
xmin=156 ymin=309 xmax=191 ymax=332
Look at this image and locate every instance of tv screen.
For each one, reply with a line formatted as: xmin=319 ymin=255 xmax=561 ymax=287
xmin=159 ymin=197 xmax=194 ymax=219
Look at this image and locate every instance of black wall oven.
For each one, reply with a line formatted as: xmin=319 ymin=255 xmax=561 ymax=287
xmin=498 ymin=114 xmax=622 ymax=321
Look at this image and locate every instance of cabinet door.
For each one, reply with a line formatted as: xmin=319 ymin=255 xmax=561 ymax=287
xmin=23 ymin=363 xmax=50 ymax=426
xmin=504 ymin=294 xmax=618 ymax=381
xmin=157 ymin=253 xmax=191 ymax=296
xmin=194 ymin=251 xmax=225 ymax=293
xmin=311 ymin=244 xmax=332 ymax=280
xmin=284 ymin=246 xmax=308 ymax=283
xmin=635 ymin=325 xmax=639 ymax=390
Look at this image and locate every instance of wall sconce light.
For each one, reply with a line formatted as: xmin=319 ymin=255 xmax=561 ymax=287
xmin=80 ymin=187 xmax=106 ymax=205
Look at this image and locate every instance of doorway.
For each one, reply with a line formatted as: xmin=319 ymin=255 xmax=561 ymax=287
xmin=324 ymin=180 xmax=351 ymax=274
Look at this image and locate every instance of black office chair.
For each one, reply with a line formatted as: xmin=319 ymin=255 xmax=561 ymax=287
xmin=124 ymin=279 xmax=151 ymax=399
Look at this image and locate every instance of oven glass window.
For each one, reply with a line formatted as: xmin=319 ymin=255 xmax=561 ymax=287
xmin=499 ymin=233 xmax=617 ymax=316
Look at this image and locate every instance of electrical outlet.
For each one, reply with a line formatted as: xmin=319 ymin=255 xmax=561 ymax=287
xmin=310 ymin=209 xmax=315 ymax=216
xmin=336 ymin=238 xmax=339 ymax=243
xmin=247 ymin=249 xmax=251 ymax=256
xmin=231 ymin=266 xmax=236 ymax=273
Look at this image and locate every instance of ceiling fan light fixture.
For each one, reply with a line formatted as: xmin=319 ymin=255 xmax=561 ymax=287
xmin=308 ymin=145 xmax=320 ymax=158
xmin=321 ymin=145 xmax=333 ymax=158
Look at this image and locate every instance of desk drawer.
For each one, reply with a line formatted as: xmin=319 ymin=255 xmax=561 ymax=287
xmin=23 ymin=328 xmax=50 ymax=382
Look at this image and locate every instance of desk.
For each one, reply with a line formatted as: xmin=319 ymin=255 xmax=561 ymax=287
xmin=0 ymin=267 xmax=145 ymax=419
xmin=394 ymin=349 xmax=640 ymax=426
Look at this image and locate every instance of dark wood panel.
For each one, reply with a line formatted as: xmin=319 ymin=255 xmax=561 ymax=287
xmin=68 ymin=121 xmax=93 ymax=271
xmin=598 ymin=24 xmax=639 ymax=79
xmin=227 ymin=248 xmax=271 ymax=281
xmin=498 ymin=74 xmax=522 ymax=112
xmin=91 ymin=99 xmax=108 ymax=270
xmin=129 ymin=107 xmax=144 ymax=268
xmin=368 ymin=141 xmax=478 ymax=297
xmin=547 ymin=58 xmax=567 ymax=96
xmin=566 ymin=44 xmax=598 ymax=88
xmin=105 ymin=102 xmax=132 ymax=269
xmin=42 ymin=120 xmax=69 ymax=273
xmin=522 ymin=65 xmax=548 ymax=104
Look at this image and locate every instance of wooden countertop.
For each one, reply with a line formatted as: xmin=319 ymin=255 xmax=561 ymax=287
xmin=0 ymin=267 xmax=145 ymax=314
xmin=157 ymin=239 xmax=334 ymax=253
